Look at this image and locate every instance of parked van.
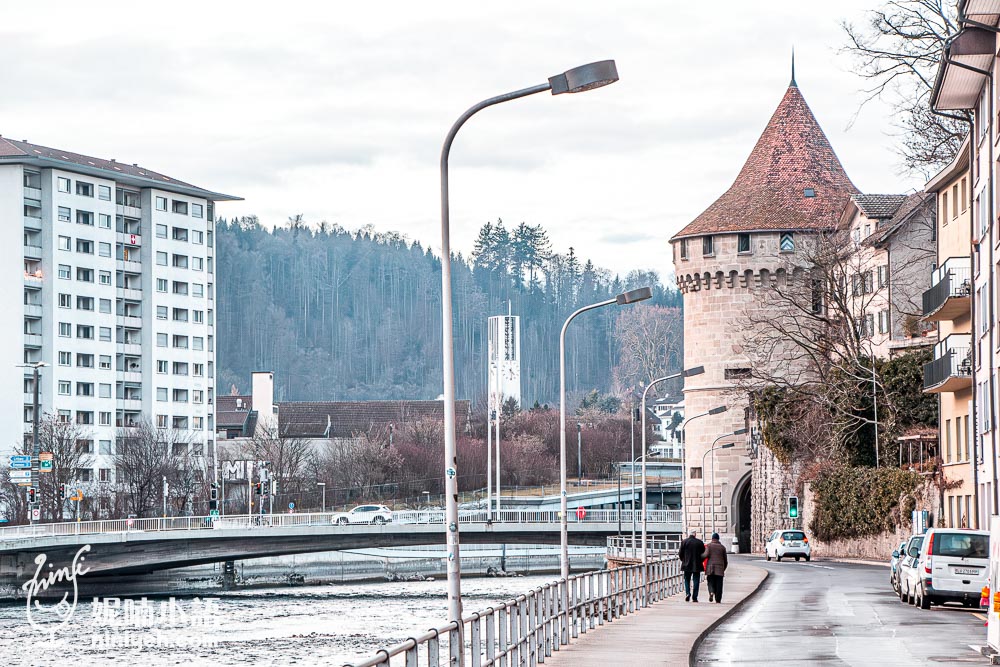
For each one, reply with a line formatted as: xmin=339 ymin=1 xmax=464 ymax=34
xmin=910 ymin=528 xmax=989 ymax=609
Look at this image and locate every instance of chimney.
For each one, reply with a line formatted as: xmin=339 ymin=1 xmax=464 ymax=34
xmin=251 ymin=371 xmax=275 ymax=421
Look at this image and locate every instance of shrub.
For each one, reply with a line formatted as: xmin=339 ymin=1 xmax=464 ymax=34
xmin=809 ymin=465 xmax=922 ymax=542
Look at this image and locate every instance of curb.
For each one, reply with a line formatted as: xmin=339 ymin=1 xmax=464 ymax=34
xmin=823 ymin=557 xmax=889 ymax=567
xmin=688 ymin=567 xmax=770 ymax=667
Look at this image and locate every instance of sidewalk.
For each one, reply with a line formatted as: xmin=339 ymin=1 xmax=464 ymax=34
xmin=543 ymin=560 xmax=767 ymax=667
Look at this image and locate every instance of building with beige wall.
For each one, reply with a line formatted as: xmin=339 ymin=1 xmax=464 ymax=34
xmin=921 ymin=140 xmax=975 ymax=528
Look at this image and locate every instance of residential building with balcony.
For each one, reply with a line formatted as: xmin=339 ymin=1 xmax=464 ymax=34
xmin=922 ymin=141 xmax=974 ymax=528
xmin=930 ymin=2 xmax=999 ymax=527
xmin=0 ymin=135 xmax=239 ymax=511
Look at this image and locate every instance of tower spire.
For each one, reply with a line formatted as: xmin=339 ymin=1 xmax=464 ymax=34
xmin=790 ymin=47 xmax=797 ymax=87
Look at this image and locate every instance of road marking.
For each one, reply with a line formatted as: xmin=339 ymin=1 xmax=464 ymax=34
xmin=805 ymin=564 xmax=835 ymax=569
xmin=973 ymin=613 xmax=987 ymax=621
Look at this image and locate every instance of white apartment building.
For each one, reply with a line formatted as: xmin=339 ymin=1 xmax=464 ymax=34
xmin=0 ymin=136 xmax=238 ymax=488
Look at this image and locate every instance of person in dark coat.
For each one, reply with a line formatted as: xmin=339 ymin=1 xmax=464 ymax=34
xmin=678 ymin=529 xmax=705 ymax=602
xmin=703 ymin=532 xmax=729 ymax=603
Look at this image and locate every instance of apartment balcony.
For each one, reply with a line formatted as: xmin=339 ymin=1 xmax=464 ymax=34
xmin=23 ymin=244 xmax=42 ymax=261
xmin=117 ymin=259 xmax=142 ymax=275
xmin=23 ymin=333 xmax=42 ymax=348
xmin=117 ymin=370 xmax=142 ymax=383
xmin=924 ymin=334 xmax=972 ymax=393
xmin=117 ymin=231 xmax=142 ymax=247
xmin=117 ymin=314 xmax=142 ymax=329
xmin=117 ymin=204 xmax=142 ymax=219
xmin=117 ymin=342 xmax=142 ymax=356
xmin=23 ymin=303 xmax=42 ymax=319
xmin=23 ymin=215 xmax=42 ymax=232
xmin=23 ymin=186 xmax=41 ymax=200
xmin=117 ymin=398 xmax=143 ymax=412
xmin=922 ymin=257 xmax=971 ymax=322
xmin=116 ymin=286 xmax=142 ymax=301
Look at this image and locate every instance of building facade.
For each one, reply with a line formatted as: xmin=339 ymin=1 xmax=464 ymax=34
xmin=0 ymin=136 xmax=237 ymax=498
xmin=670 ymin=76 xmax=858 ymax=551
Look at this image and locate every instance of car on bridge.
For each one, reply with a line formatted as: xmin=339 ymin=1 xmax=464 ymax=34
xmin=331 ymin=505 xmax=393 ymax=525
xmin=764 ymin=529 xmax=811 ymax=562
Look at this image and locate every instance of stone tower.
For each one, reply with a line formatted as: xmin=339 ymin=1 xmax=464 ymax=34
xmin=669 ymin=76 xmax=857 ymax=551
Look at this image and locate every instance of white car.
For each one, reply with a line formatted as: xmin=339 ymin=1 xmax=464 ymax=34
xmin=764 ymin=529 xmax=811 ymax=562
xmin=909 ymin=528 xmax=989 ymax=610
xmin=331 ymin=504 xmax=392 ymax=525
xmin=898 ymin=534 xmax=925 ymax=605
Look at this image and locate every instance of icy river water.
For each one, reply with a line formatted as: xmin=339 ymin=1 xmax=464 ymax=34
xmin=0 ymin=574 xmax=560 ymax=666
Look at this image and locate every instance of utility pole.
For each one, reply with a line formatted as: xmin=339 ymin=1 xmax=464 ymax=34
xmin=487 ymin=408 xmax=492 ymax=515
xmin=162 ymin=476 xmax=169 ymax=518
xmin=30 ymin=364 xmax=40 ymax=524
xmin=577 ymin=423 xmax=583 ymax=484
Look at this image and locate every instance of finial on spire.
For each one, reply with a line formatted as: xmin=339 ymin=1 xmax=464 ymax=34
xmin=790 ymin=47 xmax=797 ymax=87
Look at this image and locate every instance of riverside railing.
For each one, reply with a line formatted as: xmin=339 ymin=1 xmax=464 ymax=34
xmin=344 ymin=556 xmax=682 ymax=667
xmin=0 ymin=509 xmax=683 ymax=541
xmin=606 ymin=533 xmax=679 ymax=561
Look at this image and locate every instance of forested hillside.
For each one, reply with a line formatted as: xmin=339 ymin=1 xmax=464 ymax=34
xmin=216 ymin=216 xmax=682 ymax=405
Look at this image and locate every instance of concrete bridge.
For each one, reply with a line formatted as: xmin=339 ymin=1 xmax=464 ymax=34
xmin=0 ymin=509 xmax=681 ymax=598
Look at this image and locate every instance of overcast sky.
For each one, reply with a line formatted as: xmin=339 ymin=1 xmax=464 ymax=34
xmin=1 ymin=1 xmax=924 ymax=280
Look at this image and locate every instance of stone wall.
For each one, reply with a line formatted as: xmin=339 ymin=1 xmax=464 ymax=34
xmin=750 ymin=443 xmax=803 ymax=552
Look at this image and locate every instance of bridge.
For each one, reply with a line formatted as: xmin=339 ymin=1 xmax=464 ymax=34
xmin=0 ymin=509 xmax=681 ymax=597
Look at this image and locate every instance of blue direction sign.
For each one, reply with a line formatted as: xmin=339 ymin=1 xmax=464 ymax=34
xmin=8 ymin=460 xmax=30 ymax=470
xmin=9 ymin=470 xmax=31 ymax=480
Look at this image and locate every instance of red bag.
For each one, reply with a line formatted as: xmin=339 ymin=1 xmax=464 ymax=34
xmin=702 ymin=557 xmax=709 ymax=572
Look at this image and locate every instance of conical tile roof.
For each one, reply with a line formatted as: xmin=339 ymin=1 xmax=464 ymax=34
xmin=672 ymin=84 xmax=857 ymax=239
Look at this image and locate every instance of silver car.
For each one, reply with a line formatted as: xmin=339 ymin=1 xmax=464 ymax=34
xmin=330 ymin=504 xmax=392 ymax=525
xmin=898 ymin=534 xmax=925 ymax=605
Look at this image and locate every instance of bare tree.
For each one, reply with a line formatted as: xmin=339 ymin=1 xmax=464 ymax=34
xmin=315 ymin=426 xmax=403 ymax=504
xmin=841 ymin=0 xmax=968 ymax=174
xmin=114 ymin=419 xmax=190 ymax=517
xmin=612 ymin=305 xmax=683 ymax=396
xmin=240 ymin=417 xmax=313 ymax=505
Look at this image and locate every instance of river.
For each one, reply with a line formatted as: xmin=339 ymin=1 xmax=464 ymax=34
xmin=0 ymin=574 xmax=561 ymax=666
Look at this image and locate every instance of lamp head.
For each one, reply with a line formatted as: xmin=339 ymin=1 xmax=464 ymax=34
xmin=708 ymin=406 xmax=728 ymax=416
xmin=682 ymin=366 xmax=705 ymax=378
xmin=616 ymin=287 xmax=653 ymax=305
xmin=549 ymin=60 xmax=619 ymax=95
xmin=734 ymin=428 xmax=748 ymax=435
xmin=720 ymin=443 xmax=736 ymax=449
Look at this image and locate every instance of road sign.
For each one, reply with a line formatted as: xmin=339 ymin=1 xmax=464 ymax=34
xmin=288 ymin=502 xmax=295 ymax=510
xmin=9 ymin=455 xmax=30 ymax=463
xmin=8 ymin=461 xmax=30 ymax=469
xmin=39 ymin=452 xmax=52 ymax=460
xmin=126 ymin=517 xmax=134 ymax=527
xmin=30 ymin=508 xmax=40 ymax=521
xmin=210 ymin=510 xmax=219 ymax=517
xmin=39 ymin=460 xmax=52 ymax=472
xmin=9 ymin=470 xmax=31 ymax=480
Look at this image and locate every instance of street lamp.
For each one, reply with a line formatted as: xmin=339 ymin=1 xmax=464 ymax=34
xmin=317 ymin=482 xmax=326 ymax=514
xmin=17 ymin=361 xmax=47 ymax=524
xmin=678 ymin=405 xmax=727 ymax=532
xmin=639 ymin=367 xmax=705 ymax=562
xmin=440 ymin=60 xmax=619 ymax=631
xmin=701 ymin=429 xmax=748 ymax=536
xmin=560 ymin=287 xmax=651 ymax=579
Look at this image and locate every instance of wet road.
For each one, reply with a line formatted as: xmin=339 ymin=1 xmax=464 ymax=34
xmin=696 ymin=559 xmax=987 ymax=666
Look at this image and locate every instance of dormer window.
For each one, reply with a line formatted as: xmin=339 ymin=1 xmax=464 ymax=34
xmin=803 ymin=188 xmax=816 ymax=198
xmin=738 ymin=233 xmax=752 ymax=254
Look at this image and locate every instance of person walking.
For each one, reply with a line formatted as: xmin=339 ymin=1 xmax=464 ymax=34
xmin=703 ymin=532 xmax=729 ymax=603
xmin=678 ymin=529 xmax=705 ymax=602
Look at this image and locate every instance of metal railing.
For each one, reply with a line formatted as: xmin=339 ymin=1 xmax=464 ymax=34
xmin=345 ymin=556 xmax=682 ymax=667
xmin=606 ymin=534 xmax=680 ymax=561
xmin=924 ymin=335 xmax=972 ymax=390
xmin=923 ymin=257 xmax=971 ymax=317
xmin=0 ymin=509 xmax=683 ymax=542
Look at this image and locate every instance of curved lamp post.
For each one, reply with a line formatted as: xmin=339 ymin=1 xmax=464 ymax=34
xmin=701 ymin=428 xmax=748 ymax=536
xmin=559 ymin=287 xmax=651 ymax=581
xmin=638 ymin=366 xmax=704 ymax=563
xmin=440 ymin=60 xmax=619 ymax=634
xmin=678 ymin=405 xmax=727 ymax=532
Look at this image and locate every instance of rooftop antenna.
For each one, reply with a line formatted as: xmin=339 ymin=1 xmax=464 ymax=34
xmin=790 ymin=47 xmax=797 ymax=87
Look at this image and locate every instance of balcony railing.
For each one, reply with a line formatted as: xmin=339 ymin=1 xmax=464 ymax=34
xmin=924 ymin=335 xmax=972 ymax=393
xmin=923 ymin=257 xmax=971 ymax=321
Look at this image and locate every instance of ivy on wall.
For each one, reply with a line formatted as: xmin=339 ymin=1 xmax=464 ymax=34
xmin=809 ymin=465 xmax=922 ymax=542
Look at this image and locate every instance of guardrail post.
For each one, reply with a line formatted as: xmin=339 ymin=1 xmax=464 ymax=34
xmin=498 ymin=605 xmax=508 ymax=667
xmin=509 ymin=601 xmax=520 ymax=667
xmin=450 ymin=624 xmax=462 ymax=667
xmin=518 ymin=598 xmax=528 ymax=667
xmin=486 ymin=607 xmax=496 ymax=665
xmin=596 ymin=571 xmax=605 ymax=627
xmin=542 ymin=586 xmax=552 ymax=657
xmin=428 ymin=630 xmax=440 ymax=667
xmin=406 ymin=644 xmax=418 ymax=667
xmin=471 ymin=615 xmax=481 ymax=667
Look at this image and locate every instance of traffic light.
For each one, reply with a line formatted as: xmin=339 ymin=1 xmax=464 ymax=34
xmin=787 ymin=496 xmax=799 ymax=519
xmin=210 ymin=484 xmax=218 ymax=501
xmin=255 ymin=482 xmax=263 ymax=495
xmin=28 ymin=487 xmax=36 ymax=504
xmin=209 ymin=499 xmax=218 ymax=511
xmin=59 ymin=483 xmax=67 ymax=500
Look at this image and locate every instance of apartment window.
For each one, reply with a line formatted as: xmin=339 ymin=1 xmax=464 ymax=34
xmin=76 ymin=181 xmax=94 ymax=197
xmin=58 ymin=206 xmax=71 ymax=222
xmin=207 ymin=310 xmax=213 ymax=325
xmin=780 ymin=232 xmax=795 ymax=253
xmin=99 ymin=213 xmax=111 ymax=229
xmin=193 ymin=310 xmax=204 ymax=323
xmin=156 ymin=251 xmax=168 ymax=266
xmin=99 ymin=355 xmax=111 ymax=370
xmin=193 ymin=390 xmax=204 ymax=403
xmin=58 ymin=264 xmax=71 ymax=280
xmin=173 ymin=254 xmax=188 ymax=269
xmin=193 ymin=230 xmax=204 ymax=244
xmin=864 ymin=224 xmax=871 ymax=238
xmin=76 ymin=325 xmax=94 ymax=340
xmin=173 ymin=335 xmax=189 ymax=349
xmin=97 ymin=184 xmax=112 ymax=201
xmin=173 ymin=308 xmax=188 ymax=322
xmin=172 ymin=416 xmax=189 ymax=430
xmin=57 ymin=409 xmax=71 ymax=423
xmin=863 ymin=271 xmax=874 ymax=295
xmin=99 ymin=299 xmax=111 ymax=314
xmin=58 ymin=381 xmax=71 ymax=395
xmin=156 ymin=414 xmax=168 ymax=428
xmin=100 ymin=416 xmax=114 ymax=433
xmin=173 ymin=281 xmax=189 ymax=296
xmin=863 ymin=313 xmax=875 ymax=338
xmin=208 ymin=335 xmax=213 ymax=351
xmin=58 ymin=235 xmax=71 ymax=251
xmin=207 ymin=257 xmax=213 ymax=274
xmin=58 ymin=351 xmax=71 ymax=366
xmin=157 ymin=306 xmax=168 ymax=320
xmin=192 ymin=203 xmax=204 ymax=219
xmin=191 ymin=416 xmax=203 ymax=430
xmin=99 ymin=383 xmax=112 ymax=399
xmin=157 ymin=360 xmax=168 ymax=374
xmin=99 ymin=242 xmax=111 ymax=257
xmin=207 ymin=231 xmax=213 ymax=247
xmin=192 ymin=283 xmax=203 ymax=298
xmin=76 ymin=296 xmax=94 ymax=311
xmin=76 ymin=267 xmax=93 ymax=283
xmin=193 ymin=336 xmax=204 ymax=351
xmin=961 ymin=178 xmax=968 ymax=211
xmin=155 ymin=196 xmax=167 ymax=211
xmin=156 ymin=333 xmax=168 ymax=347
xmin=76 ymin=382 xmax=94 ymax=397
xmin=100 ymin=326 xmax=111 ymax=342
xmin=99 ymin=439 xmax=112 ymax=454
xmin=172 ymin=201 xmax=189 ymax=215
xmin=173 ymin=389 xmax=189 ymax=403
xmin=941 ymin=191 xmax=950 ymax=222
xmin=58 ymin=293 xmax=71 ymax=308
xmin=156 ymin=278 xmax=168 ymax=293
xmin=690 ymin=467 xmax=703 ymax=479
xmin=76 ymin=353 xmax=94 ymax=368
xmin=57 ymin=177 xmax=71 ymax=193
xmin=192 ymin=257 xmax=203 ymax=271
xmin=878 ymin=310 xmax=890 ymax=334
xmin=76 ymin=210 xmax=94 ymax=226
xmin=172 ymin=227 xmax=189 ymax=242
xmin=193 ymin=363 xmax=204 ymax=377
xmin=737 ymin=233 xmax=751 ymax=254
xmin=173 ymin=362 xmax=189 ymax=376
xmin=702 ymin=235 xmax=714 ymax=256
xmin=99 ymin=271 xmax=111 ymax=286
xmin=157 ymin=387 xmax=168 ymax=402
xmin=59 ymin=322 xmax=71 ymax=337
xmin=877 ymin=265 xmax=888 ymax=288
xmin=156 ymin=223 xmax=168 ymax=239
xmin=724 ymin=367 xmax=752 ymax=380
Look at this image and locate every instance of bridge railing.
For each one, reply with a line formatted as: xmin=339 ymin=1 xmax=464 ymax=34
xmin=344 ymin=556 xmax=682 ymax=667
xmin=0 ymin=509 xmax=683 ymax=541
xmin=606 ymin=534 xmax=680 ymax=561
